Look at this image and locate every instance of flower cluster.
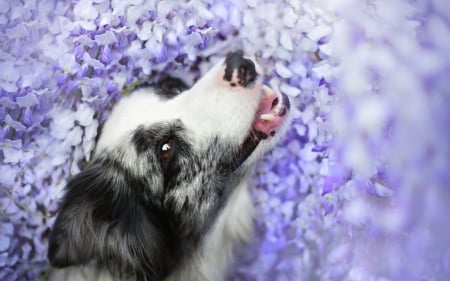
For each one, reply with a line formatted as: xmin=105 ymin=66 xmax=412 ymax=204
xmin=0 ymin=0 xmax=449 ymax=280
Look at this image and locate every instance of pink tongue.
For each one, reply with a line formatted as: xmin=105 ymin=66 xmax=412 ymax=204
xmin=252 ymin=93 xmax=288 ymax=137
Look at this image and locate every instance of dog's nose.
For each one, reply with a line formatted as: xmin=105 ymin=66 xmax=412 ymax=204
xmin=223 ymin=51 xmax=257 ymax=88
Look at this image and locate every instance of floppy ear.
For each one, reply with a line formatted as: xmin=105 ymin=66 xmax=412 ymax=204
xmin=47 ymin=164 xmax=103 ymax=267
xmin=48 ymin=160 xmax=182 ymax=280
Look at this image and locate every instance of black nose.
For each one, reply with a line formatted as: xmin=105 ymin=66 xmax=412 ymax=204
xmin=223 ymin=51 xmax=257 ymax=88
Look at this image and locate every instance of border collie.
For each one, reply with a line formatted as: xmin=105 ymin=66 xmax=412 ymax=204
xmin=48 ymin=52 xmax=290 ymax=281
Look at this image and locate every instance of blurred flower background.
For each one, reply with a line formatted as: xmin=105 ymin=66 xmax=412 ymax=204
xmin=0 ymin=0 xmax=449 ymax=280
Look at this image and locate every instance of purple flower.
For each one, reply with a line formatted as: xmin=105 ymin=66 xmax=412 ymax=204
xmin=100 ymin=45 xmax=112 ymax=65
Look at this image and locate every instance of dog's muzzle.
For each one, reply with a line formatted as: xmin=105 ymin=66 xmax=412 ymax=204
xmin=252 ymin=85 xmax=291 ymax=139
xmin=221 ymin=52 xmax=291 ymax=172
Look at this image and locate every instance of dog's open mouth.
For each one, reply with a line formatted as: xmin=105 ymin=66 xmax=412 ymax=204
xmin=234 ymin=86 xmax=290 ymax=170
xmin=252 ymin=85 xmax=290 ymax=139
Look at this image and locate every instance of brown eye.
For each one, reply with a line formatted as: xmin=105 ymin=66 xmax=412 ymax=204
xmin=161 ymin=139 xmax=174 ymax=160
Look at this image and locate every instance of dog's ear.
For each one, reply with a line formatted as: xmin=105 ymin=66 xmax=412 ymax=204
xmin=47 ymin=164 xmax=103 ymax=267
xmin=48 ymin=160 xmax=181 ymax=280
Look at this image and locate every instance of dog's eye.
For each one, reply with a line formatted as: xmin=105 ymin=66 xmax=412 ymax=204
xmin=161 ymin=139 xmax=174 ymax=161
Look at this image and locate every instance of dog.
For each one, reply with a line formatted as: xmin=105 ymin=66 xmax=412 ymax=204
xmin=47 ymin=52 xmax=291 ymax=281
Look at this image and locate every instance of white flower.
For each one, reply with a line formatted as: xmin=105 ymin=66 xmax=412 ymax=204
xmin=74 ymin=0 xmax=99 ymax=21
xmin=75 ymin=103 xmax=95 ymax=127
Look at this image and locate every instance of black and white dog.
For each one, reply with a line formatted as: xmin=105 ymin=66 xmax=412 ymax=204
xmin=48 ymin=52 xmax=290 ymax=281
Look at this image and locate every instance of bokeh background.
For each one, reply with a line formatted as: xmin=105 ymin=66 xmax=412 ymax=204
xmin=1 ymin=0 xmax=449 ymax=280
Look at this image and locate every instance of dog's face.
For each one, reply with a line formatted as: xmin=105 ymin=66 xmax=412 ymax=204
xmin=48 ymin=52 xmax=290 ymax=280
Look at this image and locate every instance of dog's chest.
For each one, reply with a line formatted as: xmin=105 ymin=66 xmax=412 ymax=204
xmin=166 ymin=178 xmax=254 ymax=281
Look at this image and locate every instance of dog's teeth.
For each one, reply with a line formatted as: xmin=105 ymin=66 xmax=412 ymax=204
xmin=260 ymin=113 xmax=275 ymax=121
xmin=262 ymin=85 xmax=276 ymax=97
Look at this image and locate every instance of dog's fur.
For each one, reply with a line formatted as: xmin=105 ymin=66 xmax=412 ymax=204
xmin=48 ymin=52 xmax=290 ymax=281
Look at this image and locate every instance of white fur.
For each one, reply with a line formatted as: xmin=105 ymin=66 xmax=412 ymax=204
xmin=166 ymin=177 xmax=254 ymax=281
xmin=95 ymin=59 xmax=262 ymax=157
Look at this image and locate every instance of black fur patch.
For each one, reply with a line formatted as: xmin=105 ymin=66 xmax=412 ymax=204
xmin=131 ymin=122 xmax=184 ymax=154
xmin=138 ymin=75 xmax=189 ymax=99
xmin=131 ymin=121 xmax=199 ymax=193
xmin=156 ymin=76 xmax=189 ymax=98
xmin=48 ymin=157 xmax=182 ymax=280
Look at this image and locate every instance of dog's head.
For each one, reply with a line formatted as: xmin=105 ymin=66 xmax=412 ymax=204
xmin=48 ymin=52 xmax=290 ymax=280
